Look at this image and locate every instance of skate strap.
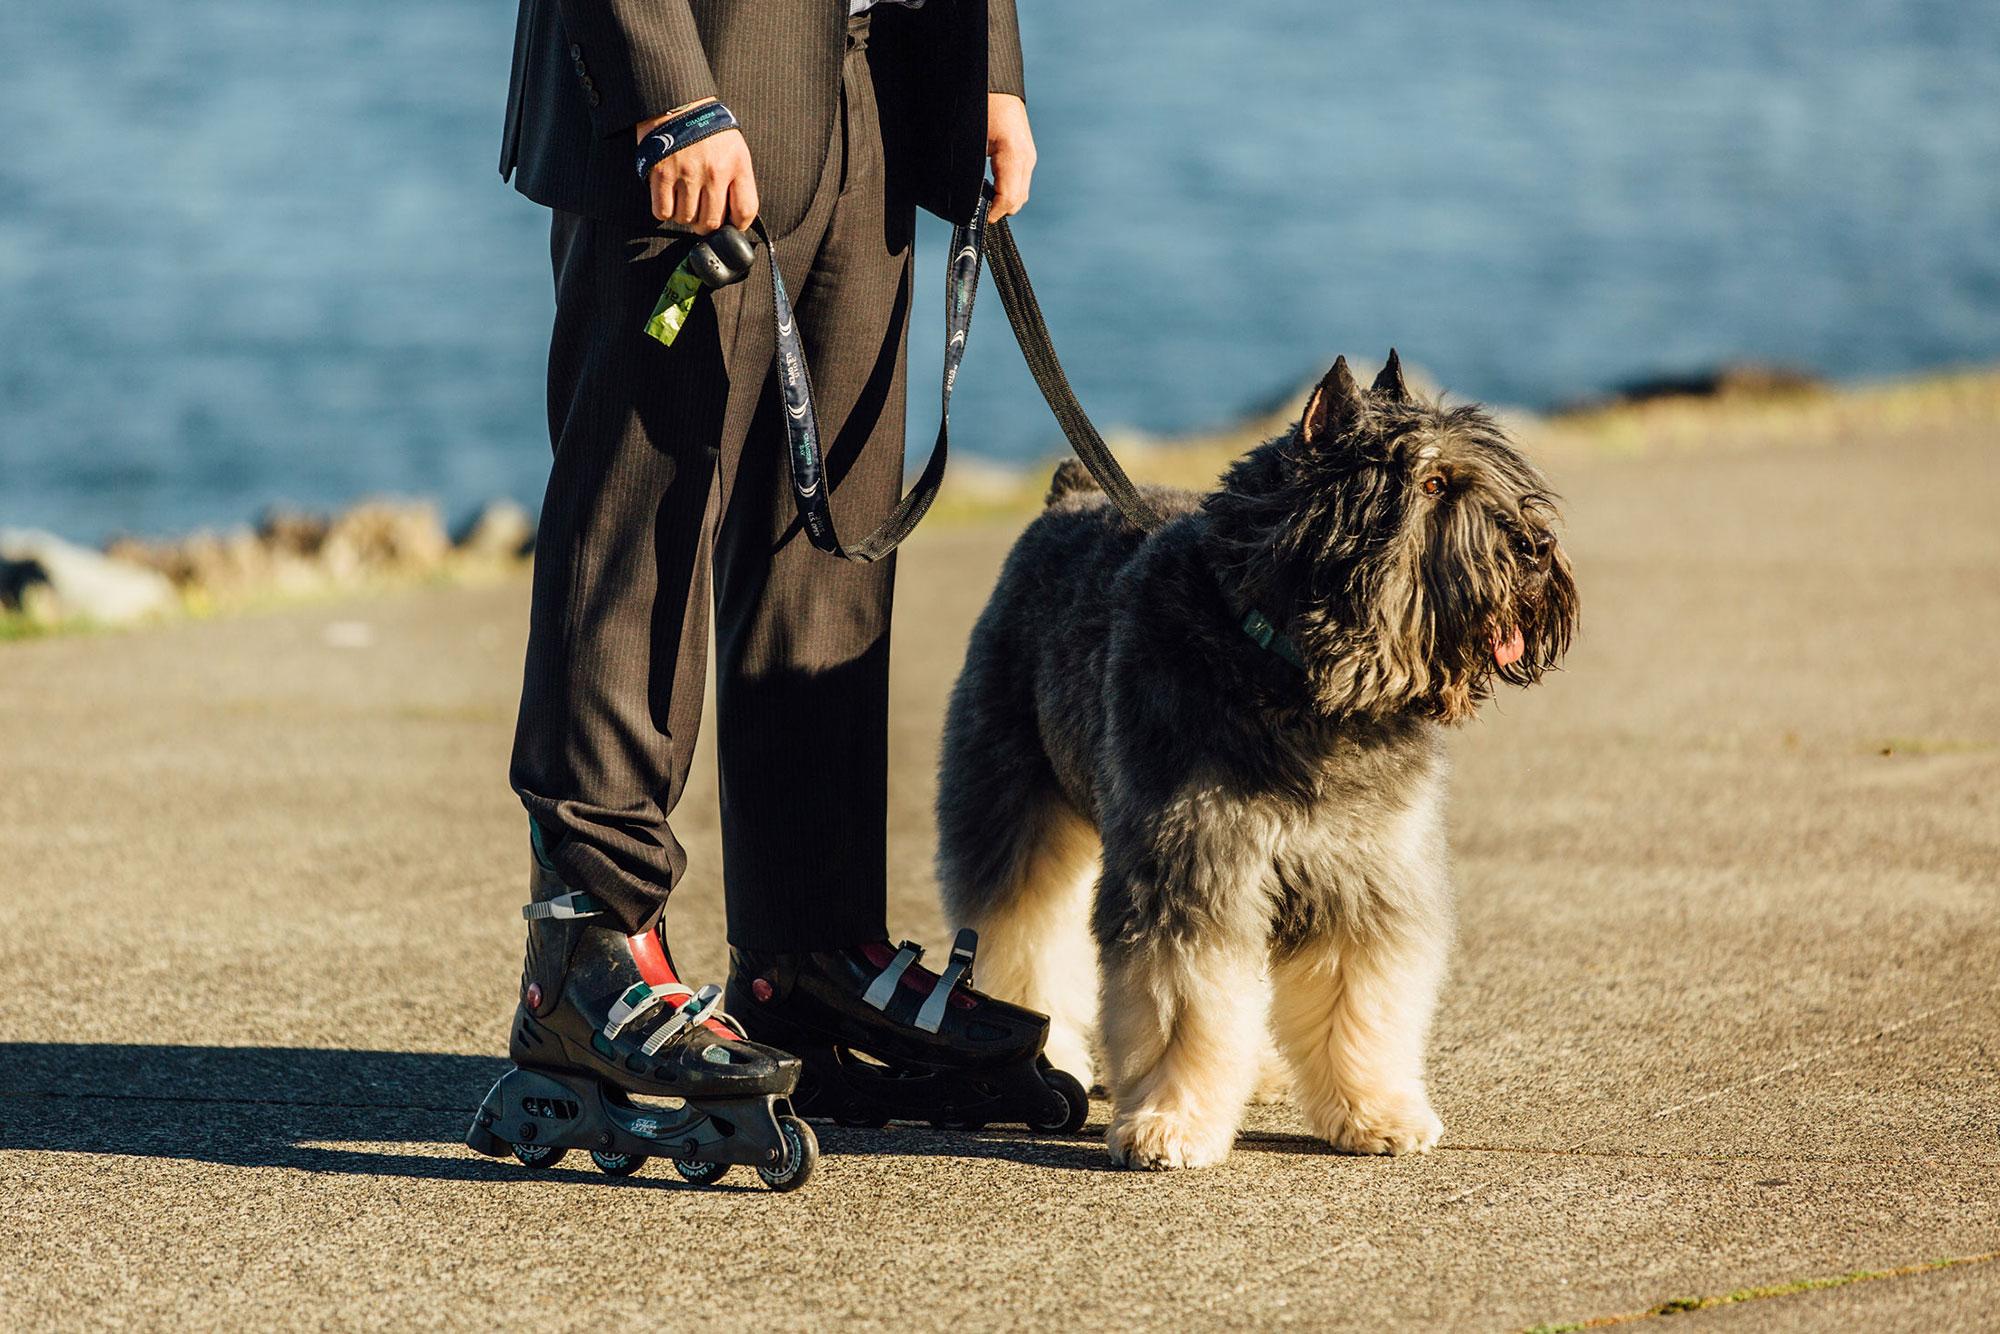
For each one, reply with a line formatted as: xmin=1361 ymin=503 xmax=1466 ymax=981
xmin=602 ymin=979 xmax=694 ymax=1041
xmin=521 ymin=891 xmax=606 ymax=921
xmin=914 ymin=928 xmax=979 ymax=1034
xmin=861 ymin=941 xmax=924 ymax=1011
xmin=639 ymin=984 xmax=725 ymax=1056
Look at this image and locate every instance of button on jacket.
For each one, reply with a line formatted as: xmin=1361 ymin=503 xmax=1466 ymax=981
xmin=501 ymin=0 xmax=1026 ymax=236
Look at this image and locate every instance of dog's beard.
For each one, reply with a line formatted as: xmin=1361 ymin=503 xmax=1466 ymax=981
xmin=1286 ymin=506 xmax=1576 ymax=724
xmin=1494 ymin=542 xmax=1577 ymax=688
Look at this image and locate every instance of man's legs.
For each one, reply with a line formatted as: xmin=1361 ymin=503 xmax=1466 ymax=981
xmin=713 ymin=31 xmax=915 ymax=951
xmin=510 ymin=212 xmax=743 ymax=932
xmin=514 ymin=200 xmax=862 ymax=933
xmin=511 ymin=31 xmax=905 ymax=944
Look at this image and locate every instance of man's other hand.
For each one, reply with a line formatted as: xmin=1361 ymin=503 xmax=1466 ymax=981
xmin=987 ymin=93 xmax=1035 ymax=223
xmin=636 ymin=101 xmax=760 ymax=232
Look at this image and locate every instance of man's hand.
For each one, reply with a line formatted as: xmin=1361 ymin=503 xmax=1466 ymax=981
xmin=987 ymin=93 xmax=1036 ymax=223
xmin=636 ymin=100 xmax=760 ymax=233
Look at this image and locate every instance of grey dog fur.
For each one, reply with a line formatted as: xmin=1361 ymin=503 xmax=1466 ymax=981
xmin=935 ymin=352 xmax=1578 ymax=1168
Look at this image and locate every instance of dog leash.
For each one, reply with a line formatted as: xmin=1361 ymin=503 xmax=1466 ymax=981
xmin=650 ymin=162 xmax=1309 ymax=669
xmin=982 ymin=211 xmax=1167 ymax=536
xmin=763 ymin=183 xmax=1170 ymax=559
xmin=748 ymin=198 xmax=985 ymax=563
xmin=652 ymin=179 xmax=1168 ymax=561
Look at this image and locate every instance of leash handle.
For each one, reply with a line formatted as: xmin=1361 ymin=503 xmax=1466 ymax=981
xmin=680 ymin=225 xmax=757 ymax=288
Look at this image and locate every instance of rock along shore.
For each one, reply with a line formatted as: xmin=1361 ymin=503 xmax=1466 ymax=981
xmin=1 ymin=498 xmax=536 ymax=630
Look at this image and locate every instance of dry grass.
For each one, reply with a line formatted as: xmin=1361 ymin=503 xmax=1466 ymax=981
xmin=1519 ymin=1249 xmax=2000 ymax=1332
xmin=934 ymin=366 xmax=2000 ymax=525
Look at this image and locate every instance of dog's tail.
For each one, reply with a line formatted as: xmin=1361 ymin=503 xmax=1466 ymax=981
xmin=1045 ymin=459 xmax=1100 ymax=506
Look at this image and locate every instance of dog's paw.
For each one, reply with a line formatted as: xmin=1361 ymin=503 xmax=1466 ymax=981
xmin=1105 ymin=1112 xmax=1233 ymax=1170
xmin=1321 ymin=1091 xmax=1443 ymax=1156
xmin=1045 ymin=1026 xmax=1096 ymax=1095
xmin=1247 ymin=1050 xmax=1290 ymax=1106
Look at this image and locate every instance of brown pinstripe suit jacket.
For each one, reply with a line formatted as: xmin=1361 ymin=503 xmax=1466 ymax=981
xmin=501 ymin=0 xmax=1026 ymax=234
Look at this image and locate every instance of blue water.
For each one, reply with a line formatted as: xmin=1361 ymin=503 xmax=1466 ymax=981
xmin=3 ymin=1 xmax=1997 ymax=542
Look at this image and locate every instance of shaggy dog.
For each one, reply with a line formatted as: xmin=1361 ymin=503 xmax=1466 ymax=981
xmin=936 ymin=353 xmax=1577 ymax=1168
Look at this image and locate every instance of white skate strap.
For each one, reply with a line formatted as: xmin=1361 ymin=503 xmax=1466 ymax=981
xmin=521 ymin=891 xmax=606 ymax=921
xmin=639 ymin=984 xmax=723 ymax=1056
xmin=862 ymin=942 xmax=923 ymax=1011
xmin=914 ymin=929 xmax=979 ymax=1034
xmin=602 ymin=979 xmax=694 ymax=1041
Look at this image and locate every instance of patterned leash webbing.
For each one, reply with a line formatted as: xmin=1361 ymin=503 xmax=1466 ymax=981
xmin=752 ymin=184 xmax=989 ymax=563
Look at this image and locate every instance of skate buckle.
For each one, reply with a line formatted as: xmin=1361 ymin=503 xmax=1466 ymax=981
xmin=521 ymin=891 xmax=607 ymax=921
xmin=602 ymin=979 xmax=693 ymax=1040
xmin=862 ymin=941 xmax=924 ymax=1011
xmin=915 ymin=928 xmax=978 ymax=1033
xmin=639 ymin=984 xmax=724 ymax=1056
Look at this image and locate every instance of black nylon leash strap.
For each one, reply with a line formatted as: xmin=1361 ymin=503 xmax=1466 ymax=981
xmin=983 ymin=218 xmax=1168 ymax=534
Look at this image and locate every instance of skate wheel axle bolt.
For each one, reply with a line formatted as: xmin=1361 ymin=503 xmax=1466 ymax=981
xmin=518 ymin=1123 xmax=537 ymax=1141
xmin=598 ymin=1132 xmax=613 ymax=1148
xmin=751 ymin=977 xmax=774 ymax=1003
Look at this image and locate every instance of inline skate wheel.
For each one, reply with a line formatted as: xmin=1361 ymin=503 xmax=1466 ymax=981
xmin=511 ymin=1142 xmax=568 ymax=1170
xmin=1028 ymin=1068 xmax=1090 ymax=1134
xmin=673 ymin=1157 xmax=730 ymax=1186
xmin=590 ymin=1149 xmax=647 ymax=1177
xmin=755 ymin=1116 xmax=819 ymax=1193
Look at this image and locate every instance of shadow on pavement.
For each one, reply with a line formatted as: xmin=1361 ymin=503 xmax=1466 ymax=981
xmin=0 ymin=1043 xmax=1114 ymax=1180
xmin=2 ymin=1042 xmax=522 ymax=1182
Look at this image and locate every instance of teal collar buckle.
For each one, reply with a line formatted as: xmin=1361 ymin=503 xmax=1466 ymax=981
xmin=1239 ymin=607 xmax=1307 ymax=672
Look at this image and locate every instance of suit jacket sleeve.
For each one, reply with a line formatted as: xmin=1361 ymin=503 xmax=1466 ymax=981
xmin=989 ymin=0 xmax=1026 ymax=99
xmin=554 ymin=0 xmax=720 ymax=138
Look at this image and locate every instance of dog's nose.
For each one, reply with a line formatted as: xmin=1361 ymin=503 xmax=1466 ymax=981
xmin=1515 ymin=528 xmax=1554 ymax=568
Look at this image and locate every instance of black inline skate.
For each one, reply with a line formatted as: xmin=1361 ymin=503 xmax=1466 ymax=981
xmin=466 ymin=826 xmax=818 ymax=1191
xmin=725 ymin=930 xmax=1090 ymax=1134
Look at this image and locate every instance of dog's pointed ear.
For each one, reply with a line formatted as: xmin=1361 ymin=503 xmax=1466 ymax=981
xmin=1371 ymin=348 xmax=1411 ymax=402
xmin=1301 ymin=356 xmax=1364 ymax=446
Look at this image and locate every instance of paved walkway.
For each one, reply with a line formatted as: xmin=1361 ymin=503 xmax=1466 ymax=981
xmin=3 ymin=419 xmax=1996 ymax=1330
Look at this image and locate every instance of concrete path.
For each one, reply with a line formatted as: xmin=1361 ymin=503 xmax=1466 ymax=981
xmin=3 ymin=420 xmax=1996 ymax=1330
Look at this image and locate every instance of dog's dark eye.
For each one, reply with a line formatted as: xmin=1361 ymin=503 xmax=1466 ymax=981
xmin=1420 ymin=474 xmax=1446 ymax=497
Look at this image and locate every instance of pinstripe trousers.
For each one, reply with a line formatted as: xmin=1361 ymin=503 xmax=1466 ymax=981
xmin=511 ymin=27 xmax=912 ymax=950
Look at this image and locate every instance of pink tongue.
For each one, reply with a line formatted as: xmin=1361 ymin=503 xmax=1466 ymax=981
xmin=1494 ymin=627 xmax=1525 ymax=668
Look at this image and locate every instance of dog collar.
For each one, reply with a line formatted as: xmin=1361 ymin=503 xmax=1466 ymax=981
xmin=1239 ymin=607 xmax=1307 ymax=672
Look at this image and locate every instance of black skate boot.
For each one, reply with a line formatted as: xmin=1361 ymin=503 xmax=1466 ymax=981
xmin=725 ymin=931 xmax=1090 ymax=1134
xmin=466 ymin=826 xmax=818 ymax=1191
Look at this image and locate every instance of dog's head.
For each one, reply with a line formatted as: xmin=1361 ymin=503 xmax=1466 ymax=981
xmin=1203 ymin=352 xmax=1577 ymax=722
